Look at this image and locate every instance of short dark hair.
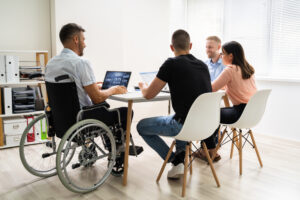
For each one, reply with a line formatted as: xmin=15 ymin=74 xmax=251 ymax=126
xmin=172 ymin=29 xmax=190 ymax=51
xmin=59 ymin=23 xmax=85 ymax=44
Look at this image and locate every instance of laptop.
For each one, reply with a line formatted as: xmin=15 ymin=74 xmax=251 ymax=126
xmin=139 ymin=71 xmax=170 ymax=93
xmin=101 ymin=71 xmax=131 ymax=90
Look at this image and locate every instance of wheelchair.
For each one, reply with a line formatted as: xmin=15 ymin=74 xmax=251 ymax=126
xmin=19 ymin=75 xmax=143 ymax=193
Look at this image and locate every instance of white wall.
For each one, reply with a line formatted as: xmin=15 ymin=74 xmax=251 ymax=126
xmin=51 ymin=0 xmax=123 ymax=77
xmin=254 ymin=80 xmax=300 ymax=141
xmin=0 ymin=0 xmax=51 ymax=58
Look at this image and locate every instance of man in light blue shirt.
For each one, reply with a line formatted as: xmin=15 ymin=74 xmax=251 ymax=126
xmin=205 ymin=36 xmax=226 ymax=81
xmin=45 ymin=24 xmax=126 ymax=108
xmin=45 ymin=23 xmax=141 ymax=175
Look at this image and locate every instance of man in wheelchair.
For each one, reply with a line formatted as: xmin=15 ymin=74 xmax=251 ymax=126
xmin=45 ymin=23 xmax=143 ymax=176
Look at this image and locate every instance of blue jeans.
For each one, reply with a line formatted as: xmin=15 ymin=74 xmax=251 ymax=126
xmin=136 ymin=115 xmax=186 ymax=161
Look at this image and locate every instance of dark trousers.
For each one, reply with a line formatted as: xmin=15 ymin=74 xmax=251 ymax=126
xmin=202 ymin=103 xmax=246 ymax=149
xmin=82 ymin=106 xmax=133 ymax=132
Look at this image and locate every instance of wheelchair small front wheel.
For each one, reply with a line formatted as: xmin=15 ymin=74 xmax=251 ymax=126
xmin=56 ymin=119 xmax=116 ymax=193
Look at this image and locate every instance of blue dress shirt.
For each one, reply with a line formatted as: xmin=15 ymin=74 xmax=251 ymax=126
xmin=205 ymin=57 xmax=226 ymax=81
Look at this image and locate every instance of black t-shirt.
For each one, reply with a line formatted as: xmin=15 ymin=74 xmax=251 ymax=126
xmin=157 ymin=54 xmax=212 ymax=123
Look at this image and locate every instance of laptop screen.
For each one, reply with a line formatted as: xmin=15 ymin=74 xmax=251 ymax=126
xmin=101 ymin=71 xmax=131 ymax=90
xmin=139 ymin=71 xmax=157 ymax=85
xmin=139 ymin=71 xmax=169 ymax=92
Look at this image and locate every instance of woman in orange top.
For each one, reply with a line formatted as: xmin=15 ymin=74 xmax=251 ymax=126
xmin=195 ymin=41 xmax=257 ymax=161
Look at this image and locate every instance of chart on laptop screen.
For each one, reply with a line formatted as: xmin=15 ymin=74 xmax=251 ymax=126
xmin=102 ymin=71 xmax=131 ymax=89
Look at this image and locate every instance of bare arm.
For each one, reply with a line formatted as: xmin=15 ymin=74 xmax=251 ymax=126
xmin=139 ymin=77 xmax=166 ymax=99
xmin=212 ymin=68 xmax=231 ymax=92
xmin=84 ymin=83 xmax=127 ymax=104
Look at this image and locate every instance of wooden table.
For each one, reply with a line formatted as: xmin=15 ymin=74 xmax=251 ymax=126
xmin=109 ymin=91 xmax=170 ymax=186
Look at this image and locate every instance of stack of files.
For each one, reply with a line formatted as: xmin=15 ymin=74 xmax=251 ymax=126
xmin=12 ymin=87 xmax=36 ymax=113
xmin=19 ymin=65 xmax=43 ymax=80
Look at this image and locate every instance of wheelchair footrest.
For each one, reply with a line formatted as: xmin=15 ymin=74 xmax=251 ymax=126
xmin=129 ymin=145 xmax=143 ymax=156
xmin=72 ymin=163 xmax=81 ymax=169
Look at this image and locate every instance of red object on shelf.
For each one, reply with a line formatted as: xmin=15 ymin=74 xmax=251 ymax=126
xmin=26 ymin=116 xmax=35 ymax=142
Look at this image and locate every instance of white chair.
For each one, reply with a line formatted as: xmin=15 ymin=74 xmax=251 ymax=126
xmin=156 ymin=91 xmax=225 ymax=197
xmin=213 ymin=89 xmax=272 ymax=175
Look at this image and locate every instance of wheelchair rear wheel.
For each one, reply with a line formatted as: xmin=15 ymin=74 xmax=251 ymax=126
xmin=19 ymin=113 xmax=75 ymax=177
xmin=56 ymin=119 xmax=116 ymax=193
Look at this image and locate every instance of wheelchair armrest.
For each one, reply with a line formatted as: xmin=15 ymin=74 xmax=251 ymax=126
xmin=77 ymin=101 xmax=122 ymax=125
xmin=82 ymin=101 xmax=110 ymax=110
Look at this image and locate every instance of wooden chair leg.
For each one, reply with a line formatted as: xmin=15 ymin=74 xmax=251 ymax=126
xmin=230 ymin=128 xmax=238 ymax=159
xmin=239 ymin=130 xmax=243 ymax=175
xmin=211 ymin=129 xmax=227 ymax=161
xmin=249 ymin=130 xmax=263 ymax=167
xmin=182 ymin=144 xmax=190 ymax=197
xmin=156 ymin=140 xmax=176 ymax=183
xmin=218 ymin=127 xmax=221 ymax=144
xmin=189 ymin=142 xmax=192 ymax=175
xmin=202 ymin=142 xmax=220 ymax=187
xmin=235 ymin=129 xmax=239 ymax=147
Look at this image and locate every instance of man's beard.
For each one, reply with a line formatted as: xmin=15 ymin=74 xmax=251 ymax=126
xmin=78 ymin=43 xmax=84 ymax=56
xmin=78 ymin=37 xmax=84 ymax=56
xmin=208 ymin=52 xmax=217 ymax=59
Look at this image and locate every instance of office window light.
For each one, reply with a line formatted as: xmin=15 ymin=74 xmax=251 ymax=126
xmin=270 ymin=0 xmax=300 ymax=78
xmin=184 ymin=0 xmax=300 ymax=79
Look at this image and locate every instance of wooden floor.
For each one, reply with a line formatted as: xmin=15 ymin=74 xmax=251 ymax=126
xmin=1 ymin=123 xmax=300 ymax=200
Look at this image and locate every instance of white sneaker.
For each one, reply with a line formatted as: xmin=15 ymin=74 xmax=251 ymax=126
xmin=167 ymin=163 xmax=184 ymax=179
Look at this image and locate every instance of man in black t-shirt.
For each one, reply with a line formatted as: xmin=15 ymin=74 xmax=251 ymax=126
xmin=137 ymin=30 xmax=212 ymax=179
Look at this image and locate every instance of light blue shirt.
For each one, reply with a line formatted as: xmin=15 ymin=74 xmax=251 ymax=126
xmin=205 ymin=57 xmax=226 ymax=81
xmin=45 ymin=48 xmax=96 ymax=108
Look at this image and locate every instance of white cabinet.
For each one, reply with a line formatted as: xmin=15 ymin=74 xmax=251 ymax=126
xmin=3 ymin=118 xmax=27 ymax=146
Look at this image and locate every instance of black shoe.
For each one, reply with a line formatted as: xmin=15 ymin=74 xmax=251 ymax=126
xmin=129 ymin=145 xmax=144 ymax=156
xmin=171 ymin=150 xmax=186 ymax=166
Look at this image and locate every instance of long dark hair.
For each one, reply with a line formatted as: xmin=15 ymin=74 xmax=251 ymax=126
xmin=222 ymin=41 xmax=255 ymax=79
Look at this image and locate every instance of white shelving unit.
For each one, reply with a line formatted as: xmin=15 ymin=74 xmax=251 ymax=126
xmin=0 ymin=138 xmax=47 ymax=149
xmin=0 ymin=50 xmax=48 ymax=149
xmin=0 ymin=111 xmax=45 ymax=118
xmin=0 ymin=81 xmax=44 ymax=88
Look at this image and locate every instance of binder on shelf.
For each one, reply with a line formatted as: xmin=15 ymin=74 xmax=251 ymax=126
xmin=34 ymin=117 xmax=47 ymax=141
xmin=40 ymin=117 xmax=47 ymax=140
xmin=5 ymin=55 xmax=19 ymax=83
xmin=26 ymin=116 xmax=35 ymax=142
xmin=35 ymin=119 xmax=40 ymax=140
xmin=0 ymin=55 xmax=6 ymax=84
xmin=4 ymin=88 xmax=12 ymax=115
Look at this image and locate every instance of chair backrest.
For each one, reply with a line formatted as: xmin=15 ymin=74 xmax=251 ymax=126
xmin=227 ymin=89 xmax=272 ymax=129
xmin=175 ymin=91 xmax=225 ymax=141
xmin=45 ymin=78 xmax=81 ymax=138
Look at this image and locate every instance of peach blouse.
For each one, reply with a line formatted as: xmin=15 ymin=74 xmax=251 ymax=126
xmin=212 ymin=64 xmax=257 ymax=105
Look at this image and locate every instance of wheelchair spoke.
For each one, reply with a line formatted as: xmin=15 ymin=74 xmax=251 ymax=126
xmin=91 ymin=138 xmax=107 ymax=155
xmin=56 ymin=120 xmax=116 ymax=193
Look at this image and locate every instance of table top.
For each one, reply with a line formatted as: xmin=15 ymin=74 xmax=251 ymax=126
xmin=109 ymin=91 xmax=170 ymax=103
